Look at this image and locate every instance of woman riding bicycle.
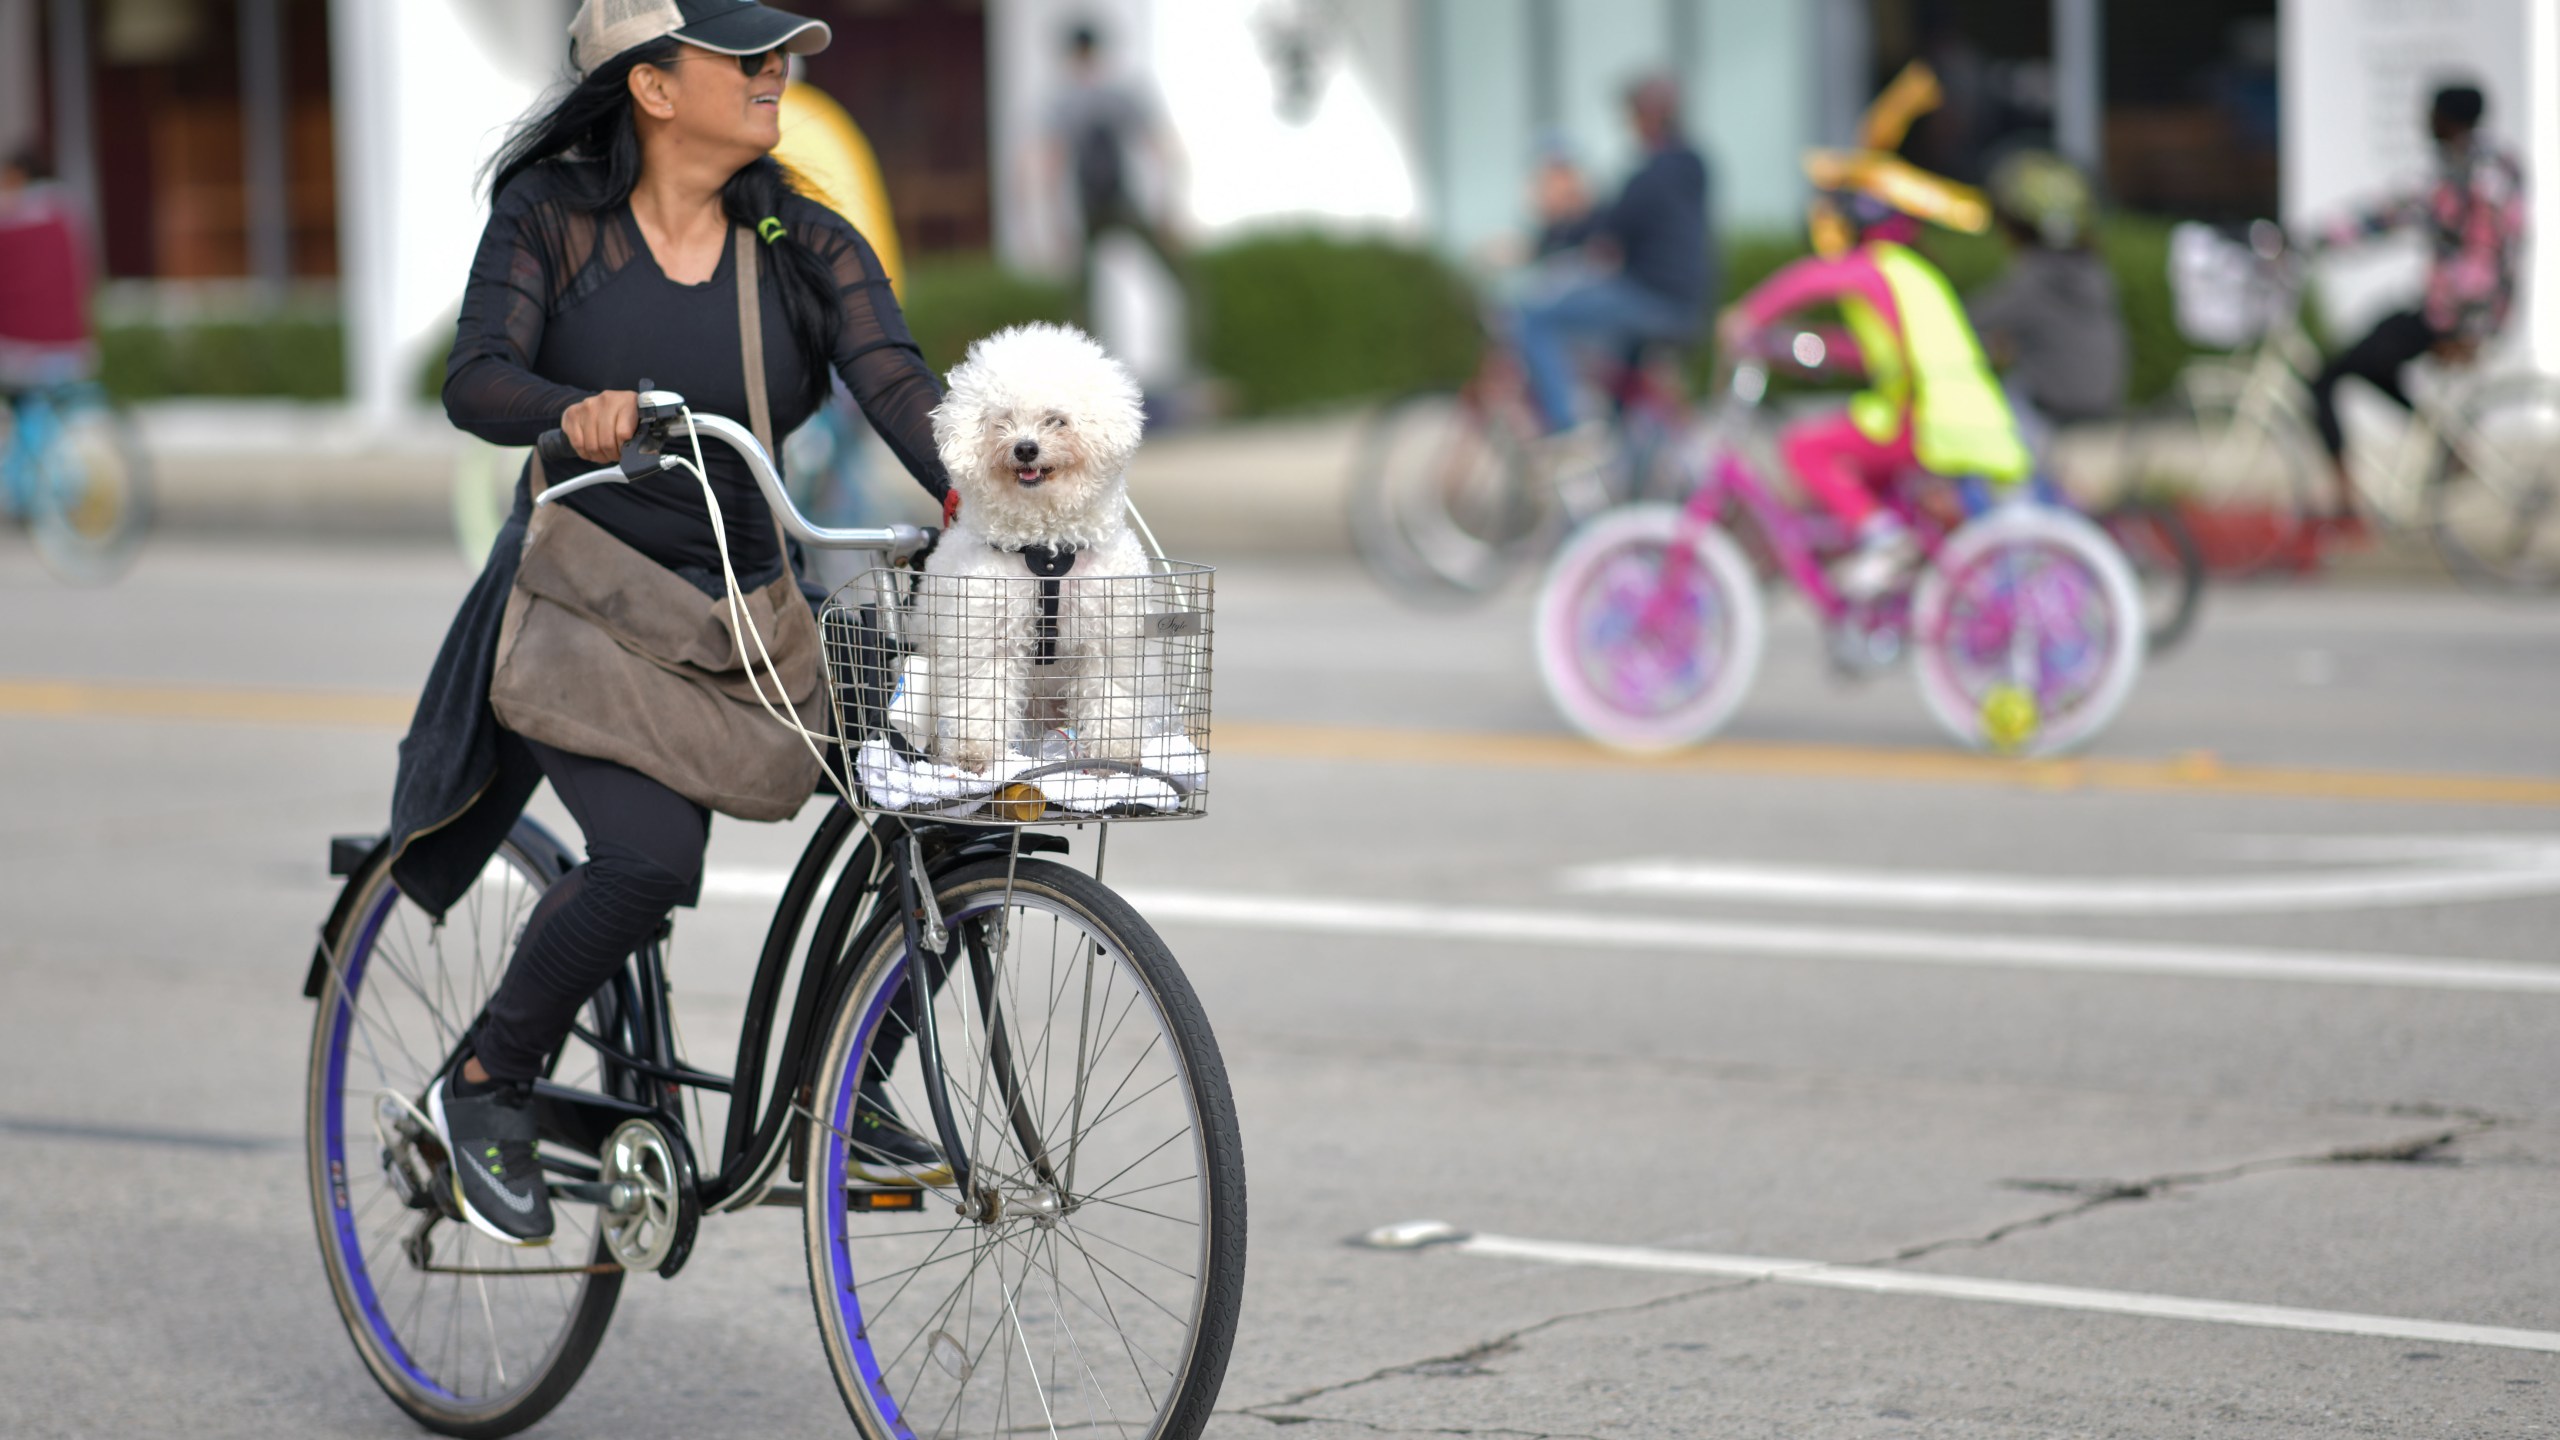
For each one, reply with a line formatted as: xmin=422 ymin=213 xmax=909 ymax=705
xmin=1714 ymin=153 xmax=2030 ymax=598
xmin=390 ymin=0 xmax=952 ymax=1248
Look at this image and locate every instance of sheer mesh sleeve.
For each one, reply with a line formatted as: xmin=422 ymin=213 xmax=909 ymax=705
xmin=797 ymin=207 xmax=953 ymax=502
xmin=441 ymin=181 xmax=599 ymax=447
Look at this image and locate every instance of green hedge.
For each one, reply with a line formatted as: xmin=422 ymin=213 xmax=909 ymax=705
xmin=1192 ymin=233 xmax=1482 ymax=414
xmin=897 ymin=255 xmax=1074 ymax=375
xmin=97 ymin=217 xmax=2203 ymax=412
xmin=100 ymin=316 xmax=345 ymax=402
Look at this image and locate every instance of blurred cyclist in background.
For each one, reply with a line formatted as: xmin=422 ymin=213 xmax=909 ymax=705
xmin=1717 ymin=160 xmax=2029 ymax=598
xmin=0 ymin=150 xmax=99 ymax=396
xmin=1512 ymin=75 xmax=1714 ymax=461
xmin=2306 ymin=82 xmax=2526 ymax=536
xmin=1968 ymin=149 xmax=2127 ymax=451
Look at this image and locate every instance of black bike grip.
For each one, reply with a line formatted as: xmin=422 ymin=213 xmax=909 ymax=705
xmin=535 ymin=428 xmax=583 ymax=471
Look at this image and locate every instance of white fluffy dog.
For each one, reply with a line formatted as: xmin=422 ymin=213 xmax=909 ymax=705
xmin=918 ymin=323 xmax=1154 ymax=774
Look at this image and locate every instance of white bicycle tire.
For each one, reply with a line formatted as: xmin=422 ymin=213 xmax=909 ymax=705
xmin=1911 ymin=505 xmax=2146 ymax=756
xmin=1534 ymin=504 xmax=1766 ymax=752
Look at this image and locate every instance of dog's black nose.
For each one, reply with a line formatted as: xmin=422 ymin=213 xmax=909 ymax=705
xmin=1012 ymin=439 xmax=1041 ymax=465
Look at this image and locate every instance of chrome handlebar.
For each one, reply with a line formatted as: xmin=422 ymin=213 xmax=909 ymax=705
xmin=535 ymin=390 xmax=931 ymax=559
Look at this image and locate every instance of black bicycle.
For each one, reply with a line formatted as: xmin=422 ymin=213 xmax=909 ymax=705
xmin=303 ymin=395 xmax=1244 ymax=1439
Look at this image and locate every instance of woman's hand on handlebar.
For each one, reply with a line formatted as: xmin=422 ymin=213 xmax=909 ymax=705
xmin=561 ymin=391 xmax=640 ymax=465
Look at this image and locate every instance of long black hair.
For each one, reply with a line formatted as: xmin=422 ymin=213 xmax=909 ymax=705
xmin=488 ymin=39 xmax=842 ymax=410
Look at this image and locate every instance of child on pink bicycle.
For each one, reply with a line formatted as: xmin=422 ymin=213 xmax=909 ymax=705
xmin=1714 ymin=157 xmax=2030 ymax=598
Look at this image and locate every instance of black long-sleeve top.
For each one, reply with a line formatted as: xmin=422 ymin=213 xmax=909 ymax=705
xmin=389 ymin=162 xmax=950 ymax=916
xmin=1540 ymin=140 xmax=1716 ymax=317
xmin=443 ymin=161 xmax=950 ymax=582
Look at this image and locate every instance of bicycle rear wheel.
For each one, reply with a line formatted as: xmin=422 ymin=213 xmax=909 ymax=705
xmin=306 ymin=823 xmax=626 ymax=1438
xmin=803 ymin=856 xmax=1245 ymax=1440
xmin=2092 ymin=498 xmax=2206 ymax=654
xmin=28 ymin=390 xmax=152 ymax=584
xmin=1349 ymin=389 xmax=1547 ymax=603
xmin=2429 ymin=373 xmax=2560 ymax=592
xmin=1912 ymin=506 xmax=2145 ymax=756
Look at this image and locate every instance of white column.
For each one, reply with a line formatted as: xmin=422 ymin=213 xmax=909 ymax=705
xmin=330 ymin=0 xmax=400 ymax=423
xmin=2051 ymin=0 xmax=2101 ymax=176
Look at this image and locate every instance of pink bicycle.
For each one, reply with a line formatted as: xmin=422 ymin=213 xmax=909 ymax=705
xmin=1534 ymin=361 xmax=2146 ymax=756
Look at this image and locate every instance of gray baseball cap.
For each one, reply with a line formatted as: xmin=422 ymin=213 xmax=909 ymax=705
xmin=568 ymin=0 xmax=831 ymax=76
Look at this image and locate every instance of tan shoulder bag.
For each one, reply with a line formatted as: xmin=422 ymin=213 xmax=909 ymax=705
xmin=487 ymin=227 xmax=829 ymax=821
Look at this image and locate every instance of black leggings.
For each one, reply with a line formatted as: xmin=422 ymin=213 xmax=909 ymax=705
xmin=472 ymin=738 xmax=709 ymax=1082
xmin=2310 ymin=309 xmax=2440 ymax=461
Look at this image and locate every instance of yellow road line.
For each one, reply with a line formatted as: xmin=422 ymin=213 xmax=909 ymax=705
xmin=0 ymin=678 xmax=411 ymax=730
xmin=1221 ymin=721 xmax=2560 ymax=808
xmin=3 ymin=676 xmax=2554 ymax=809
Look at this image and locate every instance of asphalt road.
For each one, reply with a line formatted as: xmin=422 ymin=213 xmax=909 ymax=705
xmin=2 ymin=536 xmax=2556 ymax=1438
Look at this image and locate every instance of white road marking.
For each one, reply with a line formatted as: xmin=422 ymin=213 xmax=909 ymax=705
xmin=1563 ymin=836 xmax=2560 ymax=915
xmin=1120 ymin=889 xmax=2560 ymax=995
xmin=697 ymin=870 xmax=2560 ymax=994
xmin=1364 ymin=1224 xmax=2560 ymax=1355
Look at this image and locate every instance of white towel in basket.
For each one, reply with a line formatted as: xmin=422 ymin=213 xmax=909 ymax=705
xmin=855 ymin=732 xmax=1203 ymax=817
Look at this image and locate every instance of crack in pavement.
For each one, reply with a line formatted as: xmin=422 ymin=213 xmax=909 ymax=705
xmin=1233 ymin=1112 xmax=2512 ymax=1428
xmin=1224 ymin=1278 xmax=1757 ymax=1423
xmin=1890 ymin=1112 xmax=2508 ymax=1267
xmin=1236 ymin=1411 xmax=1613 ymax=1440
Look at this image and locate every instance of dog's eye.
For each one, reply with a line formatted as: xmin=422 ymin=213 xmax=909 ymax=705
xmin=1044 ymin=415 xmax=1067 ymax=429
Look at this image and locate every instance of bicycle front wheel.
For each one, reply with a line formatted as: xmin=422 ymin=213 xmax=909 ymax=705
xmin=2429 ymin=373 xmax=2560 ymax=592
xmin=803 ymin=856 xmax=1245 ymax=1440
xmin=2126 ymin=368 xmax=2321 ymax=575
xmin=1533 ymin=504 xmax=1766 ymax=752
xmin=29 ymin=392 xmax=153 ymax=584
xmin=1349 ymin=389 xmax=1547 ymax=603
xmin=306 ymin=823 xmax=626 ymax=1438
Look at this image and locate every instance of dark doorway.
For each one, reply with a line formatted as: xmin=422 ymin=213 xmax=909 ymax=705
xmin=797 ymin=0 xmax=992 ymax=255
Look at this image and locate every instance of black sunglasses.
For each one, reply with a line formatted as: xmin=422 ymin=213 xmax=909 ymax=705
xmin=673 ymin=47 xmax=782 ymax=77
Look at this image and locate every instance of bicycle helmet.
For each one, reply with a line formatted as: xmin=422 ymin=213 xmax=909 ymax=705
xmin=1987 ymin=149 xmax=2095 ymax=249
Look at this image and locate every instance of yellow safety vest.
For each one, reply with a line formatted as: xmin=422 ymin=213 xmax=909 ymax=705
xmin=1836 ymin=241 xmax=2030 ymax=484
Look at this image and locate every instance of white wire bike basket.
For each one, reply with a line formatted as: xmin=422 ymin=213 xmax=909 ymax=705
xmin=822 ymin=561 xmax=1214 ymax=825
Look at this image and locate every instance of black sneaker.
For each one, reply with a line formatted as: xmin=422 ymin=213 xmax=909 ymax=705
xmin=848 ymin=1086 xmax=953 ymax=1187
xmin=428 ymin=1069 xmax=555 ymax=1245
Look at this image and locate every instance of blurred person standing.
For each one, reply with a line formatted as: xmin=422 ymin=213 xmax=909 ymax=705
xmin=1513 ymin=75 xmax=1715 ymax=448
xmin=1044 ymin=21 xmax=1188 ymax=336
xmin=0 ymin=150 xmax=98 ymax=395
xmin=1967 ymin=149 xmax=2127 ymax=447
xmin=2306 ymin=82 xmax=2526 ymax=535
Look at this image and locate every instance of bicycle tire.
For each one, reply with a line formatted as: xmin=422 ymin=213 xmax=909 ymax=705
xmin=1348 ymin=389 xmax=1546 ymax=604
xmin=2126 ymin=368 xmax=2321 ymax=576
xmin=2427 ymin=372 xmax=2560 ymax=593
xmin=803 ymin=856 xmax=1245 ymax=1440
xmin=1911 ymin=506 xmax=2145 ymax=756
xmin=28 ymin=391 xmax=153 ymax=585
xmin=1533 ymin=504 xmax=1766 ymax=752
xmin=306 ymin=822 xmax=625 ymax=1438
xmin=2093 ymin=498 xmax=2206 ymax=653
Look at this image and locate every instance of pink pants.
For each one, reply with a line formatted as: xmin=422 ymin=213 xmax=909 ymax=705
xmin=1779 ymin=409 xmax=1916 ymax=528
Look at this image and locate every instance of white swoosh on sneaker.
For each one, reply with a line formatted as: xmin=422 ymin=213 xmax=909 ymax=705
xmin=472 ymin=1163 xmax=541 ymax=1214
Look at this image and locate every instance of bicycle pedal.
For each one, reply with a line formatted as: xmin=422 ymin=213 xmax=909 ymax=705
xmin=845 ymin=1187 xmax=929 ymax=1212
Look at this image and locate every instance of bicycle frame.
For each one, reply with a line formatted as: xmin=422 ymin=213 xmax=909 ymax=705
xmin=2193 ymin=263 xmax=2470 ymax=528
